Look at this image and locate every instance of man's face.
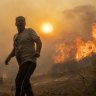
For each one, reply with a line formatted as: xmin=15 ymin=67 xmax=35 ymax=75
xmin=15 ymin=17 xmax=26 ymax=31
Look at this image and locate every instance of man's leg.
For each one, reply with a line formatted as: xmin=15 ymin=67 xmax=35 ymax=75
xmin=15 ymin=61 xmax=36 ymax=96
xmin=24 ymin=79 xmax=34 ymax=96
xmin=24 ymin=62 xmax=36 ymax=96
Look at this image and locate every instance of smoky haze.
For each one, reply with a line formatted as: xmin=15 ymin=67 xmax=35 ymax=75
xmin=1 ymin=4 xmax=96 ymax=79
xmin=59 ymin=5 xmax=96 ymax=42
xmin=37 ymin=5 xmax=96 ymax=74
xmin=49 ymin=5 xmax=96 ymax=74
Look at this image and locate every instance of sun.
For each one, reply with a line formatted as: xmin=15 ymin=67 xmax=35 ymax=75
xmin=41 ymin=23 xmax=53 ymax=34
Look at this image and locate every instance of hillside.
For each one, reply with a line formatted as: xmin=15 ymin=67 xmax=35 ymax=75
xmin=0 ymin=54 xmax=96 ymax=96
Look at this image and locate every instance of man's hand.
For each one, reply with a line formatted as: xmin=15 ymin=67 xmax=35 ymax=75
xmin=33 ymin=52 xmax=40 ymax=58
xmin=5 ymin=56 xmax=11 ymax=65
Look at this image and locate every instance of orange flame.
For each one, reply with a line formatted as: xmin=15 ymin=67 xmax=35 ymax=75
xmin=53 ymin=43 xmax=76 ymax=64
xmin=53 ymin=21 xmax=96 ymax=64
xmin=75 ymin=38 xmax=96 ymax=60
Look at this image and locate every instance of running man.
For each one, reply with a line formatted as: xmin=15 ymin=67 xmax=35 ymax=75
xmin=5 ymin=16 xmax=42 ymax=96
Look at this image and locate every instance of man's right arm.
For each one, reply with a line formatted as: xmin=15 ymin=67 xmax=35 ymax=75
xmin=5 ymin=47 xmax=15 ymax=65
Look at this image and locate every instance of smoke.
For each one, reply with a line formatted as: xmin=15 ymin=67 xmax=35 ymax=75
xmin=59 ymin=5 xmax=96 ymax=42
xmin=48 ymin=5 xmax=96 ymax=75
xmin=52 ymin=5 xmax=96 ymax=65
xmin=35 ymin=5 xmax=96 ymax=75
xmin=1 ymin=4 xmax=96 ymax=77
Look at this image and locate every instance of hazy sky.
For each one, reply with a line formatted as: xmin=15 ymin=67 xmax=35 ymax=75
xmin=0 ymin=0 xmax=96 ymax=75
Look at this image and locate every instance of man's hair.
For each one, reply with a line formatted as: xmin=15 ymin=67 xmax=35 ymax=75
xmin=16 ymin=16 xmax=25 ymax=21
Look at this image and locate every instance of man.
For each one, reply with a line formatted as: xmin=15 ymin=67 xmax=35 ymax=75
xmin=5 ymin=16 xmax=42 ymax=96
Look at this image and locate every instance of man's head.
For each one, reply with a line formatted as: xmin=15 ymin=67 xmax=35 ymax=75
xmin=15 ymin=16 xmax=26 ymax=32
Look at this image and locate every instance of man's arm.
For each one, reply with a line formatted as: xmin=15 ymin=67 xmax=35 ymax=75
xmin=34 ymin=37 xmax=42 ymax=58
xmin=5 ymin=47 xmax=15 ymax=65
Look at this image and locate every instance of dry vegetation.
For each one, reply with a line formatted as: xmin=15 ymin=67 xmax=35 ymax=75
xmin=1 ymin=65 xmax=96 ymax=96
xmin=1 ymin=54 xmax=96 ymax=96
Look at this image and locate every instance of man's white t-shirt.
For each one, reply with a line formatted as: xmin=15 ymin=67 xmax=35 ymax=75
xmin=13 ymin=28 xmax=39 ymax=65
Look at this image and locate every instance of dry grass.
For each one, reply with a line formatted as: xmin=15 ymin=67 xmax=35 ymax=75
xmin=0 ymin=65 xmax=96 ymax=96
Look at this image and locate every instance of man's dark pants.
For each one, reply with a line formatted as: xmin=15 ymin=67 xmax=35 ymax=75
xmin=15 ymin=61 xmax=36 ymax=96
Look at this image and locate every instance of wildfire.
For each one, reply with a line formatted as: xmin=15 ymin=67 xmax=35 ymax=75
xmin=53 ymin=21 xmax=96 ymax=64
xmin=75 ymin=38 xmax=96 ymax=60
xmin=53 ymin=43 xmax=76 ymax=64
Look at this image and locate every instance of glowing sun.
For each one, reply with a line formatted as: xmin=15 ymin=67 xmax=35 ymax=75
xmin=41 ymin=23 xmax=53 ymax=34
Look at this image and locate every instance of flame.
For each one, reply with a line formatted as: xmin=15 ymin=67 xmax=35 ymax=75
xmin=53 ymin=21 xmax=96 ymax=64
xmin=53 ymin=43 xmax=76 ymax=64
xmin=75 ymin=38 xmax=96 ymax=60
